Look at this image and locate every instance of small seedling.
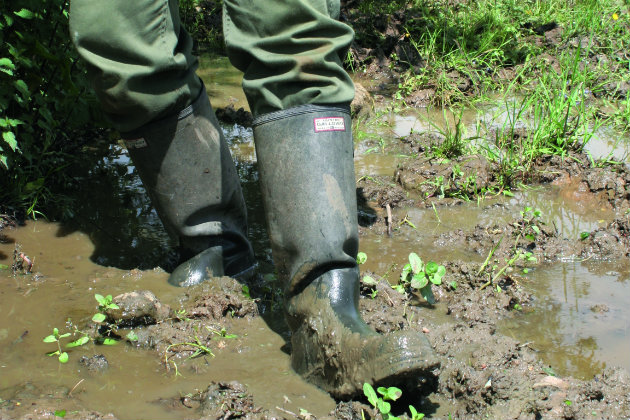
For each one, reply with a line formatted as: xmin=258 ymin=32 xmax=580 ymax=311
xmin=43 ymin=327 xmax=88 ymax=363
xmin=409 ymin=405 xmax=425 ymax=420
xmin=357 ymin=252 xmax=368 ymax=265
xmin=363 ymin=383 xmax=399 ymax=420
xmin=362 ymin=383 xmax=425 ymax=420
xmin=399 ymin=253 xmax=446 ymax=303
xmin=165 ymin=333 xmax=215 ymax=372
xmin=92 ymin=294 xmax=119 ymax=323
xmin=513 ymin=207 xmax=542 ymax=251
xmin=43 ymin=328 xmax=70 ymax=363
xmin=207 ymin=326 xmax=238 ymax=339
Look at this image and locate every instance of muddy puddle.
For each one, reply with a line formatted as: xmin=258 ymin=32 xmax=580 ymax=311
xmin=0 ymin=224 xmax=334 ymax=419
xmin=1 ymin=57 xmax=629 ymax=419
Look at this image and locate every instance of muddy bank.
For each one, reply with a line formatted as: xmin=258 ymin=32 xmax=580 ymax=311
xmin=2 ymin=201 xmax=630 ymax=420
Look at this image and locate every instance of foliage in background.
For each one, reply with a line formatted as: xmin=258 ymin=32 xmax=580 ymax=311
xmin=0 ymin=0 xmax=102 ymax=218
xmin=178 ymin=0 xmax=225 ymax=53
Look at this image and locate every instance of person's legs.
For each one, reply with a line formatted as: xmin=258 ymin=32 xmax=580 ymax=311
xmin=224 ymin=0 xmax=439 ymax=398
xmin=69 ymin=0 xmax=256 ymax=285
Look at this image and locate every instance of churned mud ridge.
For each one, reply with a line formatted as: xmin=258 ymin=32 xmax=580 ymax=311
xmin=156 ymin=381 xmax=276 ymax=420
xmin=111 ymin=278 xmax=260 ymax=365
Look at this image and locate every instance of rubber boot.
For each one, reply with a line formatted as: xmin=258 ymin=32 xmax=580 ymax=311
xmin=253 ymin=105 xmax=439 ymax=398
xmin=121 ymin=87 xmax=256 ymax=286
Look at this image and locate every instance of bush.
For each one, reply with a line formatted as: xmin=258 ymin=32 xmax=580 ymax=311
xmin=0 ymin=0 xmax=102 ymax=218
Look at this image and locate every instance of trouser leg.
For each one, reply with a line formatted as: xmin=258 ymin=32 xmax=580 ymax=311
xmin=223 ymin=0 xmax=355 ymax=118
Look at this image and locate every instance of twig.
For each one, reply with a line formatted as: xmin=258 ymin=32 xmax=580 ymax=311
xmin=275 ymin=406 xmax=298 ymax=417
xmin=386 ymin=203 xmax=393 ymax=236
xmin=381 ymin=288 xmax=395 ymax=307
xmin=68 ymin=379 xmax=84 ymax=398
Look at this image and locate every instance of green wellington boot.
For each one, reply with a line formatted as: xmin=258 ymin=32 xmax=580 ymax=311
xmin=122 ymin=87 xmax=256 ymax=286
xmin=253 ymin=104 xmax=439 ymax=398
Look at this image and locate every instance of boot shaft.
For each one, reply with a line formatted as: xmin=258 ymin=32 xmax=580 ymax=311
xmin=253 ymin=104 xmax=358 ymax=297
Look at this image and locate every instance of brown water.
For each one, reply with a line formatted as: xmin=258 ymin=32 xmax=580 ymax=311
xmin=1 ymin=57 xmax=629 ymax=417
xmin=0 ymin=224 xmax=334 ymax=419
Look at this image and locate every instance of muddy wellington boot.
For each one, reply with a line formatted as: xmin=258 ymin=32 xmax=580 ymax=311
xmin=253 ymin=105 xmax=439 ymax=398
xmin=122 ymin=87 xmax=256 ymax=286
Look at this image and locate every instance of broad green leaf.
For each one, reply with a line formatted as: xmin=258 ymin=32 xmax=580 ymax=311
xmin=425 ymin=261 xmax=438 ymax=275
xmin=54 ymin=409 xmax=67 ymax=418
xmin=429 ymin=273 xmax=442 ymax=285
xmin=361 ymin=275 xmax=378 ymax=286
xmin=66 ymin=336 xmax=89 ymax=348
xmin=92 ymin=313 xmax=106 ymax=323
xmin=58 ymin=333 xmax=71 ymax=339
xmin=410 ymin=272 xmax=427 ymax=289
xmin=377 ymin=386 xmax=402 ymax=401
xmin=392 ymin=284 xmax=406 ymax=294
xmin=0 ymin=155 xmax=8 ymax=169
xmin=126 ymin=331 xmax=138 ymax=342
xmin=409 ymin=253 xmax=423 ymax=274
xmin=53 ymin=328 xmax=59 ymax=336
xmin=102 ymin=338 xmax=118 ymax=345
xmin=400 ymin=263 xmax=412 ymax=281
xmin=0 ymin=264 xmax=9 ymax=269
xmin=14 ymin=79 xmax=28 ymax=97
xmin=0 ymin=118 xmax=24 ymax=128
xmin=43 ymin=335 xmax=57 ymax=343
xmin=25 ymin=178 xmax=44 ymax=192
xmin=2 ymin=131 xmax=17 ymax=152
xmin=376 ymin=399 xmax=391 ymax=415
xmin=420 ymin=285 xmax=435 ymax=304
xmin=94 ymin=294 xmax=106 ymax=305
xmin=0 ymin=58 xmax=15 ymax=69
xmin=58 ymin=352 xmax=69 ymax=363
xmin=356 ymin=252 xmax=367 ymax=265
xmin=363 ymin=383 xmax=378 ymax=406
xmin=14 ymin=9 xmax=35 ymax=19
xmin=108 ymin=303 xmax=119 ymax=310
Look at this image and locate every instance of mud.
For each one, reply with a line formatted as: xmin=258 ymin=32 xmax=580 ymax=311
xmin=3 ymin=52 xmax=630 ymax=420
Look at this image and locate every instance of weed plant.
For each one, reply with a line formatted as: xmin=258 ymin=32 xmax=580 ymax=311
xmin=0 ymin=0 xmax=102 ymax=217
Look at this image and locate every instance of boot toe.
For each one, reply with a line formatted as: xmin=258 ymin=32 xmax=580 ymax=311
xmin=366 ymin=330 xmax=440 ymax=390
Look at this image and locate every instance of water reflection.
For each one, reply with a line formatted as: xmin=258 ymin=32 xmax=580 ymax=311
xmin=500 ymin=261 xmax=629 ymax=379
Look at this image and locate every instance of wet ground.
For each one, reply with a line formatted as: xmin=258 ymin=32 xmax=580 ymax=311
xmin=1 ymin=58 xmax=629 ymax=419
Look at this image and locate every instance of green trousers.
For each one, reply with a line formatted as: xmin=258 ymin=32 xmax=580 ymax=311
xmin=69 ymin=0 xmax=355 ymax=131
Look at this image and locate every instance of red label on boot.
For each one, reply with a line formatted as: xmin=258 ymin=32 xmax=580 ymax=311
xmin=313 ymin=117 xmax=346 ymax=132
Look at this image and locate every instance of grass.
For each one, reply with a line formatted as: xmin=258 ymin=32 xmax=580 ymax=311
xmin=350 ymin=0 xmax=629 ymax=106
xmin=353 ymin=0 xmax=625 ymax=197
